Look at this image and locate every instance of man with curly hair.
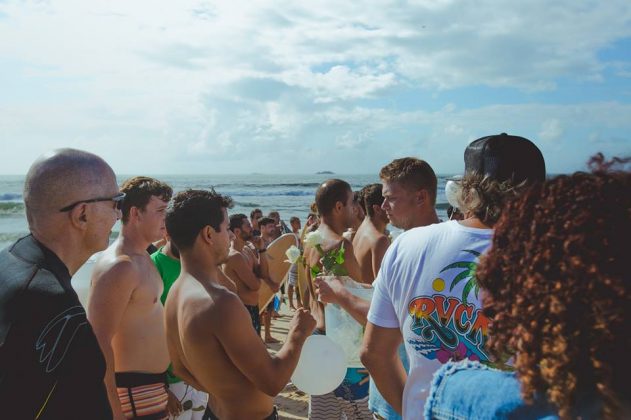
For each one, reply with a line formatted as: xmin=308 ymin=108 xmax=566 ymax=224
xmin=425 ymin=156 xmax=630 ymax=419
xmin=361 ymin=134 xmax=546 ymax=419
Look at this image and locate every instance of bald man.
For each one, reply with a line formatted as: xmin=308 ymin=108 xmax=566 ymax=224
xmin=0 ymin=149 xmax=121 ymax=419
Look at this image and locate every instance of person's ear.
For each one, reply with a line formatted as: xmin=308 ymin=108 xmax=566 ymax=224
xmin=202 ymin=226 xmax=213 ymax=245
xmin=68 ymin=204 xmax=88 ymax=229
xmin=128 ymin=206 xmax=139 ymax=221
xmin=416 ymin=189 xmax=427 ymax=207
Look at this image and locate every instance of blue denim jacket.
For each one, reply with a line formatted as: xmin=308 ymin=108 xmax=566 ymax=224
xmin=424 ymin=360 xmax=602 ymax=420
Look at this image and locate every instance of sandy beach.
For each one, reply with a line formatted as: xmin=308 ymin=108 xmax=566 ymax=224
xmin=266 ymin=303 xmax=310 ymax=420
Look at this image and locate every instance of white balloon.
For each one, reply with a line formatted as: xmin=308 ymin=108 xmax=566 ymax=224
xmin=291 ymin=335 xmax=346 ymax=395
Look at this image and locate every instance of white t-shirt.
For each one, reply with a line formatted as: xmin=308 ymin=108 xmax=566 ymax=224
xmin=367 ymin=221 xmax=493 ymax=420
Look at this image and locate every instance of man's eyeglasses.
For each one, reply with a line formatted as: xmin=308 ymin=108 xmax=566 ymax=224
xmin=59 ymin=192 xmax=126 ymax=212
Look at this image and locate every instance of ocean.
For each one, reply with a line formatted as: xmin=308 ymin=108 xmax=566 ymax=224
xmin=0 ymin=174 xmax=454 ymax=250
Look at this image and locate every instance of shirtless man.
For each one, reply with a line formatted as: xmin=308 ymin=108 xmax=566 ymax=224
xmin=88 ymin=176 xmax=173 ymax=419
xmin=257 ymin=217 xmax=277 ymax=247
xmin=164 ymin=190 xmax=316 ymax=419
xmin=287 ymin=217 xmax=302 ymax=310
xmin=222 ymin=214 xmax=277 ymax=337
xmin=250 ymin=208 xmax=263 ymax=237
xmin=302 ymin=179 xmax=371 ymax=419
xmin=343 ymin=191 xmax=366 ymax=243
xmin=352 ymin=184 xmax=390 ymax=284
xmin=256 ymin=216 xmax=282 ymax=340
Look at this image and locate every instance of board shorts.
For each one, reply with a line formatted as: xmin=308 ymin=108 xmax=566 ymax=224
xmin=168 ymin=381 xmax=208 ymax=420
xmin=116 ymin=371 xmax=168 ymax=419
xmin=244 ymin=304 xmax=261 ymax=334
xmin=308 ymin=367 xmax=372 ymax=420
xmin=288 ymin=263 xmax=298 ymax=286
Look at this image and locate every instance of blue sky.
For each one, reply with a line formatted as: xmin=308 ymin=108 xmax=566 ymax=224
xmin=1 ymin=0 xmax=630 ymax=175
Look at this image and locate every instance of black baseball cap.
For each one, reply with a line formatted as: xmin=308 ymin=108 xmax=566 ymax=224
xmin=464 ymin=133 xmax=546 ymax=184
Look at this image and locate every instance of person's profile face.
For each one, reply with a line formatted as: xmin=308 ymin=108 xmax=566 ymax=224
xmin=290 ymin=219 xmax=301 ymax=232
xmin=341 ymin=189 xmax=355 ymax=228
xmin=139 ymin=196 xmax=169 ymax=242
xmin=215 ymin=208 xmax=231 ymax=264
xmin=381 ymin=180 xmax=416 ymax=230
xmin=239 ymin=218 xmax=253 ymax=240
xmin=261 ymin=223 xmax=275 ymax=237
xmin=86 ymin=172 xmax=122 ymax=252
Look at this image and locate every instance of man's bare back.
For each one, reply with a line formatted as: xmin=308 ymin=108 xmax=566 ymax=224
xmin=352 ymin=218 xmax=390 ymax=284
xmin=303 ymin=224 xmax=363 ymax=331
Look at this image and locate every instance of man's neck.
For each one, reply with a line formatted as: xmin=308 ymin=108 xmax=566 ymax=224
xmin=261 ymin=234 xmax=273 ymax=246
xmin=180 ymin=252 xmax=220 ymax=285
xmin=367 ymin=215 xmax=387 ymax=233
xmin=118 ymin=224 xmax=151 ymax=254
xmin=409 ymin=208 xmax=440 ymax=230
xmin=319 ymin=217 xmax=347 ymax=237
xmin=31 ymin=230 xmax=89 ymax=275
xmin=459 ymin=216 xmax=492 ymax=230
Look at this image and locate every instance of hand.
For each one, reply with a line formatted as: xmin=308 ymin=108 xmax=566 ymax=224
xmin=252 ymin=236 xmax=264 ymax=250
xmin=314 ymin=276 xmax=348 ymax=305
xmin=289 ymin=308 xmax=316 ymax=340
xmin=165 ymin=389 xmax=182 ymax=417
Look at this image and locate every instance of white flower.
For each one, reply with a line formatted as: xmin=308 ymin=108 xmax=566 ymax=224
xmin=285 ymin=245 xmax=301 ymax=264
xmin=304 ymin=230 xmax=324 ymax=248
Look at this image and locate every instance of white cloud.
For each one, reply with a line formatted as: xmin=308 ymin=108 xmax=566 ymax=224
xmin=0 ymin=0 xmax=630 ymax=175
xmin=538 ymin=119 xmax=564 ymax=142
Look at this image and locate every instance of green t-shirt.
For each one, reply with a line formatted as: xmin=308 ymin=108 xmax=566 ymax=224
xmin=151 ymin=247 xmax=181 ymax=305
xmin=150 ymin=247 xmax=182 ymax=384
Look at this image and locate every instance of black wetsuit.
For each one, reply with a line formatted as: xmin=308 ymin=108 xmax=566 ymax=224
xmin=0 ymin=235 xmax=112 ymax=419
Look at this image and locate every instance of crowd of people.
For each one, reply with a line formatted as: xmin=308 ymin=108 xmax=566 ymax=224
xmin=0 ymin=133 xmax=628 ymax=420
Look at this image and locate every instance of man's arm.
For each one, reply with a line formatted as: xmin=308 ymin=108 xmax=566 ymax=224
xmin=371 ymin=236 xmax=390 ymax=282
xmin=314 ymin=277 xmax=370 ymax=325
xmin=224 ymin=253 xmax=262 ymax=291
xmin=251 ymin=237 xmax=270 ymax=281
xmin=87 ymin=260 xmax=138 ymax=420
xmin=360 ymin=323 xmax=406 ymax=414
xmin=187 ymin=294 xmax=315 ymax=396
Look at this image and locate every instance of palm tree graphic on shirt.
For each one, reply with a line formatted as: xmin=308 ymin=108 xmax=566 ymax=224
xmin=439 ymin=249 xmax=481 ymax=305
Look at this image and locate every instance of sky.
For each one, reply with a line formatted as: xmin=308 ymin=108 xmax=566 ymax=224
xmin=1 ymin=0 xmax=630 ymax=175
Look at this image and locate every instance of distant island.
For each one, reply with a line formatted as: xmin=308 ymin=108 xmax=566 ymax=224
xmin=316 ymin=171 xmax=335 ymax=174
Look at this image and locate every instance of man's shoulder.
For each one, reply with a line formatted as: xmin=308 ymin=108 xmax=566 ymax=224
xmin=185 ymin=286 xmax=242 ymax=331
xmin=226 ymin=250 xmax=248 ymax=266
xmin=92 ymin=252 xmax=142 ymax=288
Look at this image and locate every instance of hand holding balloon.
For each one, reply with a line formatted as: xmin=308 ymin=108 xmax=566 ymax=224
xmin=288 ymin=308 xmax=317 ymax=341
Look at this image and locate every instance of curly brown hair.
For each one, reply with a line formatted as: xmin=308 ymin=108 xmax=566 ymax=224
xmin=476 ymin=161 xmax=630 ymax=419
xmin=120 ymin=176 xmax=172 ymax=224
xmin=457 ymin=174 xmax=527 ymax=227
